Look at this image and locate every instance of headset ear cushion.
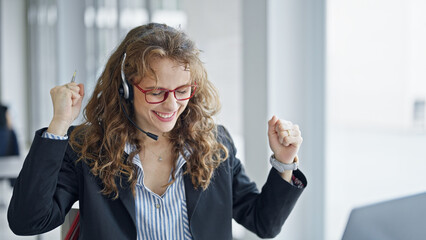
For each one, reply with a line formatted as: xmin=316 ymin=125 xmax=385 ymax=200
xmin=119 ymin=80 xmax=134 ymax=101
xmin=119 ymin=83 xmax=128 ymax=99
xmin=119 ymin=83 xmax=125 ymax=98
xmin=127 ymin=81 xmax=134 ymax=101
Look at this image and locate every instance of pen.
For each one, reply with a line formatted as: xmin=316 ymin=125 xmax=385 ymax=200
xmin=71 ymin=70 xmax=77 ymax=83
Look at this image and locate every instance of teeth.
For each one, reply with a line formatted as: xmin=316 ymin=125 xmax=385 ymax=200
xmin=156 ymin=112 xmax=173 ymax=118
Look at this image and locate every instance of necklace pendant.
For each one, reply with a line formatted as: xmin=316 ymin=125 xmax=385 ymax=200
xmin=158 ymin=157 xmax=163 ymax=161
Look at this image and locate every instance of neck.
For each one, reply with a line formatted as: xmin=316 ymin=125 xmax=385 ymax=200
xmin=139 ymin=130 xmax=165 ymax=144
xmin=140 ymin=136 xmax=174 ymax=164
xmin=139 ymin=132 xmax=172 ymax=151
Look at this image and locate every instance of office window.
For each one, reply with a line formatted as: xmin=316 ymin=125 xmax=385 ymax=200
xmin=327 ymin=0 xmax=426 ymax=239
xmin=150 ymin=0 xmax=186 ymax=28
xmin=84 ymin=0 xmax=185 ymax=89
xmin=27 ymin=0 xmax=58 ymax=134
xmin=85 ymin=0 xmax=120 ymax=86
xmin=26 ymin=0 xmax=153 ymax=131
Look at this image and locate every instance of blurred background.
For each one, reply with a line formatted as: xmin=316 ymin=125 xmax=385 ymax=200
xmin=0 ymin=0 xmax=425 ymax=239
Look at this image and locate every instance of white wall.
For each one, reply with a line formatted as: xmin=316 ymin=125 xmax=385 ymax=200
xmin=327 ymin=0 xmax=426 ymax=131
xmin=327 ymin=1 xmax=426 ymax=239
xmin=183 ymin=0 xmax=243 ymax=139
xmin=406 ymin=0 xmax=426 ymax=128
xmin=242 ymin=1 xmax=326 ymax=239
xmin=268 ymin=1 xmax=325 ymax=240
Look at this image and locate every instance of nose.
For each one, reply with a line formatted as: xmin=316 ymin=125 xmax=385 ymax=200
xmin=161 ymin=92 xmax=178 ymax=110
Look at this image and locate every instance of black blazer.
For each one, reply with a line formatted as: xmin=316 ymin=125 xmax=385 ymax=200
xmin=8 ymin=126 xmax=307 ymax=239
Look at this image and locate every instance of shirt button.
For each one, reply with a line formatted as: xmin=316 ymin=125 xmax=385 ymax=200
xmin=156 ymin=203 xmax=161 ymax=209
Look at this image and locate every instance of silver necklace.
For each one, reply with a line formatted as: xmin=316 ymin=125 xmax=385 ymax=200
xmin=144 ymin=147 xmax=163 ymax=161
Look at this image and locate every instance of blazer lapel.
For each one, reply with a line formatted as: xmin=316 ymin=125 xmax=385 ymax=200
xmin=183 ymin=164 xmax=203 ymax=223
xmin=118 ymin=182 xmax=136 ymax=226
xmin=117 ymin=153 xmax=136 ymax=226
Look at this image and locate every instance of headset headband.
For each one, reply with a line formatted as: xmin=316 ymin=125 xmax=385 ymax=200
xmin=120 ymin=53 xmax=130 ymax=100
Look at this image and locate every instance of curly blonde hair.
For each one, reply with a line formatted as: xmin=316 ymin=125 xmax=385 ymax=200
xmin=69 ymin=23 xmax=228 ymax=199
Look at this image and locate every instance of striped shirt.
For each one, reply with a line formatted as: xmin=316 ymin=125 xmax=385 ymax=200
xmin=125 ymin=143 xmax=193 ymax=240
xmin=41 ymin=131 xmax=193 ymax=239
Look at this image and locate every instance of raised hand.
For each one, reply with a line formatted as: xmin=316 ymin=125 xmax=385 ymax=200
xmin=47 ymin=82 xmax=85 ymax=136
xmin=267 ymin=115 xmax=303 ymax=165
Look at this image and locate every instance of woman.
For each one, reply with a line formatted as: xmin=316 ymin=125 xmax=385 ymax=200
xmin=8 ymin=23 xmax=307 ymax=240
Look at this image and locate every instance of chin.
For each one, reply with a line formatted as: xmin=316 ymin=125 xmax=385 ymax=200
xmin=153 ymin=120 xmax=179 ymax=134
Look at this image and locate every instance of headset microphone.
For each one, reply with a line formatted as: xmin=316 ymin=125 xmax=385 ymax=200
xmin=119 ymin=53 xmax=158 ymax=141
xmin=119 ymin=98 xmax=158 ymax=141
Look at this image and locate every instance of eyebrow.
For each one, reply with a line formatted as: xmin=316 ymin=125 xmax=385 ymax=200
xmin=142 ymin=83 xmax=191 ymax=90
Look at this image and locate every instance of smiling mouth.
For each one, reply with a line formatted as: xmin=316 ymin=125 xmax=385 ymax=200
xmin=153 ymin=111 xmax=176 ymax=120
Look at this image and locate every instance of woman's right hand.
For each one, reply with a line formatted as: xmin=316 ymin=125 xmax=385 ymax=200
xmin=47 ymin=82 xmax=85 ymax=136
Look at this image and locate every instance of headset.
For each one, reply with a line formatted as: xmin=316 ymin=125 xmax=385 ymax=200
xmin=119 ymin=53 xmax=133 ymax=101
xmin=118 ymin=53 xmax=158 ymax=141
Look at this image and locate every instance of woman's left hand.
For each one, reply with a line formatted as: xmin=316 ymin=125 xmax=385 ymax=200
xmin=267 ymin=115 xmax=303 ymax=164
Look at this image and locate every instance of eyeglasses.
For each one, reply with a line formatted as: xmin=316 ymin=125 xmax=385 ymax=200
xmin=134 ymin=83 xmax=197 ymax=104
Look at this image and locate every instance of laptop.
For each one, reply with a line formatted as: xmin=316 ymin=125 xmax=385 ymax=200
xmin=342 ymin=192 xmax=426 ymax=240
